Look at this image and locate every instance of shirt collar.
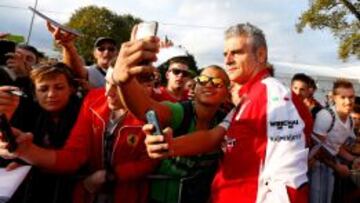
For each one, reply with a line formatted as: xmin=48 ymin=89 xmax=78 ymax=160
xmin=238 ymin=68 xmax=270 ymax=96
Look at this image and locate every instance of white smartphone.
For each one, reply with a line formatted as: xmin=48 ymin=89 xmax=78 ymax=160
xmin=135 ymin=21 xmax=158 ymax=40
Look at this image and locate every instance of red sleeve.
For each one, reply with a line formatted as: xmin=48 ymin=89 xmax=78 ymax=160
xmin=287 ymin=184 xmax=309 ymax=203
xmin=51 ymin=90 xmax=100 ymax=173
xmin=292 ymin=92 xmax=313 ymax=147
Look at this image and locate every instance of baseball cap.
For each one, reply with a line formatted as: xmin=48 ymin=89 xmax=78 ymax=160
xmin=154 ymin=46 xmax=189 ymax=67
xmin=94 ymin=37 xmax=116 ymax=48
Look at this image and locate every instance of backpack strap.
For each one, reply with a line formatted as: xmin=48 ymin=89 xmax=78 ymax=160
xmin=96 ymin=65 xmax=107 ymax=76
xmin=325 ymin=108 xmax=336 ymax=133
xmin=311 ymin=105 xmax=323 ymax=119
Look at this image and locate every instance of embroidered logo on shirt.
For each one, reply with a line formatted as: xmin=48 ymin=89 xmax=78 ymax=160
xmin=269 ymin=120 xmax=299 ymax=130
xmin=269 ymin=133 xmax=302 ymax=142
xmin=127 ymin=134 xmax=138 ymax=146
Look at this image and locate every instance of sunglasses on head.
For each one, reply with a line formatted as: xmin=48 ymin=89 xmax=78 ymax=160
xmin=195 ymin=75 xmax=226 ymax=88
xmin=97 ymin=47 xmax=116 ymax=52
xmin=170 ymin=68 xmax=191 ymax=77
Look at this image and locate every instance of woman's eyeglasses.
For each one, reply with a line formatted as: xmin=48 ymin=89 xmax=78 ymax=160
xmin=195 ymin=75 xmax=227 ymax=88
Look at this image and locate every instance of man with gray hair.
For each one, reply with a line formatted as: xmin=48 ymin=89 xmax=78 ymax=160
xmin=142 ymin=23 xmax=313 ymax=203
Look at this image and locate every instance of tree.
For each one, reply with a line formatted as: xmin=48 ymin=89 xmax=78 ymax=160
xmin=65 ymin=5 xmax=141 ymax=64
xmin=296 ymin=0 xmax=360 ymax=60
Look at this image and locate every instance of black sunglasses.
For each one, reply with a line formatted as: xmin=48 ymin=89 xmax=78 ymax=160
xmin=97 ymin=47 xmax=116 ymax=52
xmin=170 ymin=68 xmax=191 ymax=77
xmin=195 ymin=75 xmax=226 ymax=88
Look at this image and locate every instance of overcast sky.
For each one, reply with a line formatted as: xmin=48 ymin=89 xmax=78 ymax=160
xmin=0 ymin=0 xmax=359 ymax=69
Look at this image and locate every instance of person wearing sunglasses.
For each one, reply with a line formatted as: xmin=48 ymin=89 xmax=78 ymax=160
xmin=85 ymin=37 xmax=118 ymax=88
xmin=112 ymin=34 xmax=231 ymax=203
xmin=47 ymin=22 xmax=118 ymax=89
xmin=153 ymin=57 xmax=195 ymax=102
xmin=137 ymin=23 xmax=313 ymax=203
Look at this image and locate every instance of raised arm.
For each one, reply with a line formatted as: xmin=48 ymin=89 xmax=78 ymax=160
xmin=143 ymin=125 xmax=226 ymax=159
xmin=46 ymin=22 xmax=87 ymax=80
xmin=112 ymin=28 xmax=171 ymax=126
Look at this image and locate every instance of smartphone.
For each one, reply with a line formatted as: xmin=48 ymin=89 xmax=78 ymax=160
xmin=0 ymin=113 xmax=17 ymax=152
xmin=0 ymin=40 xmax=16 ymax=66
xmin=7 ymin=89 xmax=28 ymax=98
xmin=135 ymin=21 xmax=158 ymax=40
xmin=145 ymin=109 xmax=163 ymax=135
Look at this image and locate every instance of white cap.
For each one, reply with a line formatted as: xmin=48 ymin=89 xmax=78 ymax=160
xmin=154 ymin=46 xmax=189 ymax=67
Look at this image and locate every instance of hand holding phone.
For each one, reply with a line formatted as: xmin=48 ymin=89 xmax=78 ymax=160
xmin=135 ymin=21 xmax=158 ymax=66
xmin=0 ymin=113 xmax=17 ymax=152
xmin=145 ymin=109 xmax=163 ymax=136
xmin=135 ymin=21 xmax=158 ymax=40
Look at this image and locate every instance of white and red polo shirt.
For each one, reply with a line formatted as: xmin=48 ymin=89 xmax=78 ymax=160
xmin=212 ymin=69 xmax=313 ymax=203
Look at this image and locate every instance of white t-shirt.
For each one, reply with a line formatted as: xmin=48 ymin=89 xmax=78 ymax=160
xmin=313 ymin=106 xmax=355 ymax=155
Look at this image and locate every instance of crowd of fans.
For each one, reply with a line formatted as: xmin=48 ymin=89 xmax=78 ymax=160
xmin=0 ymin=20 xmax=360 ymax=203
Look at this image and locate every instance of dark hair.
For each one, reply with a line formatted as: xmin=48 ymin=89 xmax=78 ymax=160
xmin=333 ymin=79 xmax=354 ymax=95
xmin=308 ymin=77 xmax=317 ymax=90
xmin=168 ymin=57 xmax=191 ymax=67
xmin=353 ymin=104 xmax=360 ymax=114
xmin=291 ymin=73 xmax=311 ymax=85
xmin=30 ymin=62 xmax=77 ymax=88
xmin=267 ymin=63 xmax=274 ymax=77
xmin=200 ymin=65 xmax=230 ymax=87
xmin=17 ymin=44 xmax=41 ymax=62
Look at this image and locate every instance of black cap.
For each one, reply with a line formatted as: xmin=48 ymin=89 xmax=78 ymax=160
xmin=94 ymin=37 xmax=116 ymax=48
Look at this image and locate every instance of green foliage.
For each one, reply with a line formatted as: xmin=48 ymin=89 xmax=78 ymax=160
xmin=5 ymin=34 xmax=25 ymax=43
xmin=65 ymin=5 xmax=141 ymax=64
xmin=296 ymin=0 xmax=360 ymax=60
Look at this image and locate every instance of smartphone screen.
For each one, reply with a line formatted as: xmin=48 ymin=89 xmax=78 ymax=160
xmin=135 ymin=21 xmax=158 ymax=40
xmin=0 ymin=40 xmax=16 ymax=66
xmin=145 ymin=109 xmax=162 ymax=136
